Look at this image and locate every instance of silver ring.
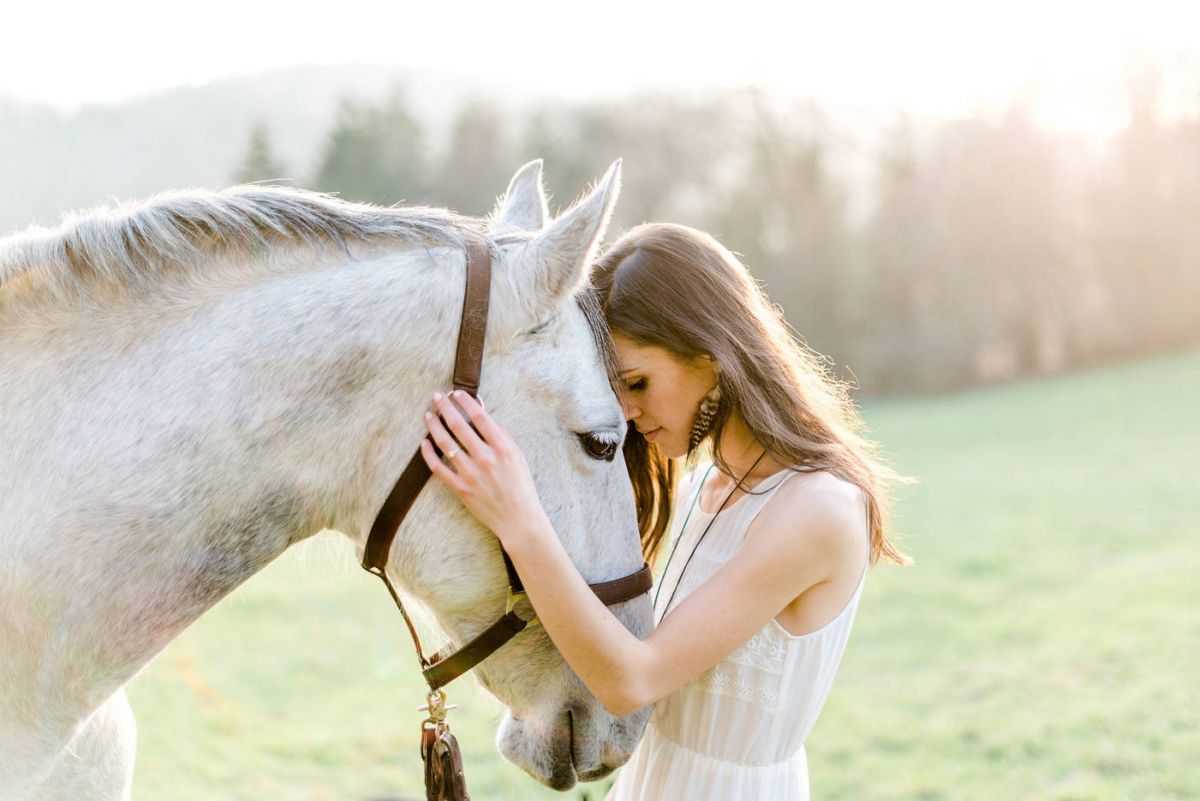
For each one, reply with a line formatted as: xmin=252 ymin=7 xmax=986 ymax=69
xmin=446 ymin=447 xmax=460 ymax=461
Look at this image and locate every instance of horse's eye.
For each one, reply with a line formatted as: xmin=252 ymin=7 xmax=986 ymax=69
xmin=578 ymin=431 xmax=620 ymax=462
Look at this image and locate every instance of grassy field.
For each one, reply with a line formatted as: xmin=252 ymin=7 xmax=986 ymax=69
xmin=127 ymin=347 xmax=1200 ymax=800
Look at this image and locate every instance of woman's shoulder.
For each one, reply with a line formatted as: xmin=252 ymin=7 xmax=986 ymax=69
xmin=751 ymin=468 xmax=869 ymax=562
xmin=776 ymin=468 xmax=865 ymax=515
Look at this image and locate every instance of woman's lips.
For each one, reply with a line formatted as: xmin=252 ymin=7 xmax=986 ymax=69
xmin=644 ymin=427 xmax=662 ymax=442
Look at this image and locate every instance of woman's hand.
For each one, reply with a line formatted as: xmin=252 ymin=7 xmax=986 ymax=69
xmin=419 ymin=389 xmax=550 ymax=545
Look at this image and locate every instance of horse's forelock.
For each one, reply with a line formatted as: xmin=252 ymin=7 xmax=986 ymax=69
xmin=576 ymin=281 xmax=622 ymax=394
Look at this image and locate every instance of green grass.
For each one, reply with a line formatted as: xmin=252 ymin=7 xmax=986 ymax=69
xmin=127 ymin=347 xmax=1200 ymax=800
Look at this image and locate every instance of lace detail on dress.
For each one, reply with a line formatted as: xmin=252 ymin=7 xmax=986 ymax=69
xmin=664 ymin=548 xmax=792 ymax=707
xmin=729 ymin=627 xmax=789 ymax=671
xmin=702 ymin=665 xmax=781 ymax=705
xmin=699 ymin=626 xmax=789 ymax=705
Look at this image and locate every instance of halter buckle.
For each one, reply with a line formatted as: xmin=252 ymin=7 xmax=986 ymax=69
xmin=505 ymin=587 xmax=541 ymax=629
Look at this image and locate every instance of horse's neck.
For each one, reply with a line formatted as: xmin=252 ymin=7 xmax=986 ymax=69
xmin=0 ymin=250 xmax=462 ymax=743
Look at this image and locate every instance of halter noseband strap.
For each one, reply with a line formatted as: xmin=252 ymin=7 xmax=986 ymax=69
xmin=362 ymin=236 xmax=651 ymax=692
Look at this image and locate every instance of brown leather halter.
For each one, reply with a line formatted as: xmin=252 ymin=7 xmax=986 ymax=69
xmin=361 ymin=236 xmax=653 ymax=692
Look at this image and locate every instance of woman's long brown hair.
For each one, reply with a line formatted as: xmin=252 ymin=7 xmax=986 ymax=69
xmin=590 ymin=223 xmax=911 ymax=566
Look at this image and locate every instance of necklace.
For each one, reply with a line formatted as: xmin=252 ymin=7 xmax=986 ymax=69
xmin=652 ymin=450 xmax=768 ymax=618
xmin=651 ymin=462 xmax=714 ymax=615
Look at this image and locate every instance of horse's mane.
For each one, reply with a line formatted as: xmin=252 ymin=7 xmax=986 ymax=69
xmin=0 ymin=184 xmax=498 ymax=303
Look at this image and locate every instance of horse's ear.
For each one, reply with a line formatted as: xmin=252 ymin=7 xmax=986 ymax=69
xmin=519 ymin=159 xmax=621 ymax=306
xmin=490 ymin=159 xmax=549 ymax=232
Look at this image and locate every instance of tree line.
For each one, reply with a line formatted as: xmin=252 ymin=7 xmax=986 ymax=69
xmin=234 ymin=81 xmax=1200 ymax=395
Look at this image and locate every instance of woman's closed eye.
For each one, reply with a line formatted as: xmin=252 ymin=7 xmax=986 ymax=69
xmin=626 ymin=378 xmax=646 ymax=392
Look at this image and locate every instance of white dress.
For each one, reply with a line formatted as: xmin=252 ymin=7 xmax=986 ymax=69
xmin=608 ymin=461 xmax=868 ymax=801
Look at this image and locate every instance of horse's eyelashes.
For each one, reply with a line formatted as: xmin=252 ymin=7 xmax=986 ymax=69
xmin=578 ymin=431 xmax=621 ymax=462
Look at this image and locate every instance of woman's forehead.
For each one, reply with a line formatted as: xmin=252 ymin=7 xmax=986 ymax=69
xmin=611 ymin=333 xmax=648 ymax=360
xmin=613 ymin=335 xmax=677 ymax=370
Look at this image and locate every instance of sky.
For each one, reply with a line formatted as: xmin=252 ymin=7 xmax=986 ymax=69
xmin=4 ymin=0 xmax=1198 ymax=136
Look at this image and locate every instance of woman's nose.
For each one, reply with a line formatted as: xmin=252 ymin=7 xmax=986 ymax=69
xmin=623 ymin=402 xmax=641 ymax=421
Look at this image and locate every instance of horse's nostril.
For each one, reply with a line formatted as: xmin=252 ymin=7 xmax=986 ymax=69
xmin=567 ymin=708 xmax=576 ymax=767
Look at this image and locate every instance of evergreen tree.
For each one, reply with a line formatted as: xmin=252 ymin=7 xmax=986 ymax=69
xmin=233 ymin=121 xmax=286 ymax=184
xmin=432 ymin=99 xmax=515 ymax=215
xmin=312 ymin=84 xmax=426 ymax=205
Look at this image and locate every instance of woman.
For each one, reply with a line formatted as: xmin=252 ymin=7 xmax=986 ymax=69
xmin=419 ymin=223 xmax=908 ymax=799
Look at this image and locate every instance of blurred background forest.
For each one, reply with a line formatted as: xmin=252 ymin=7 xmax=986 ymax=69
xmin=4 ymin=59 xmax=1197 ymax=395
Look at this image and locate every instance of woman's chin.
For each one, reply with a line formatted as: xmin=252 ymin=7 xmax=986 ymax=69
xmin=658 ymin=438 xmax=687 ymax=460
xmin=643 ymin=428 xmax=687 ymax=459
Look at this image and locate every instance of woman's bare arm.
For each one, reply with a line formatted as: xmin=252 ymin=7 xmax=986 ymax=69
xmin=420 ymin=390 xmax=866 ymax=715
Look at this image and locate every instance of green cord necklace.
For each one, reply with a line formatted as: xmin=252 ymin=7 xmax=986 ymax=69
xmin=652 ymin=451 xmax=768 ymax=617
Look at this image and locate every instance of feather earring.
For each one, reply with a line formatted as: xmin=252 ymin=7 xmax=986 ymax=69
xmin=688 ymin=383 xmax=722 ymax=452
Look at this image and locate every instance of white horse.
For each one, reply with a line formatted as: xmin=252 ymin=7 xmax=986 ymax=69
xmin=0 ymin=160 xmax=652 ymax=799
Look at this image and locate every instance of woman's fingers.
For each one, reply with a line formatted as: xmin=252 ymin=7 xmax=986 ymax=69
xmin=424 ymin=409 xmax=471 ymax=471
xmin=448 ymin=390 xmax=508 ymax=447
xmin=432 ymin=391 xmax=488 ymax=456
xmin=420 ymin=438 xmax=465 ymax=492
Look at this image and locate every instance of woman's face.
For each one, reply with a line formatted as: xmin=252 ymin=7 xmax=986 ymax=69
xmin=612 ymin=332 xmax=717 ymax=459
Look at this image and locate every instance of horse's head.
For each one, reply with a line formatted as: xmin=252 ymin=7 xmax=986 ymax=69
xmin=389 ymin=160 xmax=652 ymax=789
